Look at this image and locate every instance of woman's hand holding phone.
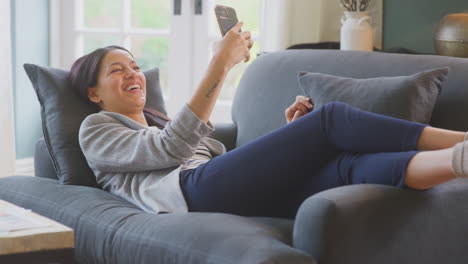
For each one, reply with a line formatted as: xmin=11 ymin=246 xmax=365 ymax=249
xmin=186 ymin=11 xmax=254 ymax=124
xmin=213 ymin=22 xmax=253 ymax=72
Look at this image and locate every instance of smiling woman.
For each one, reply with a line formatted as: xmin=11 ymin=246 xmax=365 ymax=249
xmin=69 ymin=32 xmax=468 ymax=219
xmin=71 ymin=21 xmax=255 ymax=213
xmin=71 ymin=47 xmax=149 ymax=126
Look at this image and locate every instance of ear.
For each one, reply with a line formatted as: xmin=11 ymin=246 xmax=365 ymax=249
xmin=87 ymin=87 xmax=101 ymax=104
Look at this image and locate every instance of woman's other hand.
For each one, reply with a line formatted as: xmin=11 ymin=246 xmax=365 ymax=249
xmin=213 ymin=22 xmax=253 ymax=71
xmin=285 ymin=96 xmax=314 ymax=124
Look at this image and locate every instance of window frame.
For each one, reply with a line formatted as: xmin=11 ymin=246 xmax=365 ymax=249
xmin=51 ymin=0 xmax=172 ymax=68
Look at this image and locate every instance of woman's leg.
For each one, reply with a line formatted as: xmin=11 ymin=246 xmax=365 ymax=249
xmin=292 ymin=149 xmax=457 ymax=205
xmin=180 ymin=102 xmax=431 ymax=218
xmin=417 ymin=127 xmax=465 ymax=151
xmin=300 ymin=102 xmax=428 ymax=153
xmin=283 ymin=151 xmax=416 ymax=215
xmin=316 ymin=102 xmax=466 ymax=152
xmin=405 ymin=148 xmax=456 ymax=189
xmin=311 ymin=151 xmax=420 ymax=188
xmin=180 ymin=117 xmax=342 ymax=218
xmin=315 ymin=148 xmax=457 ymax=191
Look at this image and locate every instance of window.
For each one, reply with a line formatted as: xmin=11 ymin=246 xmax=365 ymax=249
xmin=53 ymin=0 xmax=261 ymax=122
xmin=77 ymin=0 xmax=171 ymax=95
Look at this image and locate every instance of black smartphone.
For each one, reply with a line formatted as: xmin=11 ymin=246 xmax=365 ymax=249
xmin=214 ymin=5 xmax=240 ymax=37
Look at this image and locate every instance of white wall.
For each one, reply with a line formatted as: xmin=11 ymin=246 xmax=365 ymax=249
xmin=0 ymin=0 xmax=16 ymax=177
xmin=317 ymin=0 xmax=383 ymax=49
xmin=11 ymin=0 xmax=48 ymax=164
xmin=259 ymin=0 xmax=382 ymax=52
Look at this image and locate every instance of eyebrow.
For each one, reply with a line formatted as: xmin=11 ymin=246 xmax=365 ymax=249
xmin=108 ymin=60 xmax=136 ymax=68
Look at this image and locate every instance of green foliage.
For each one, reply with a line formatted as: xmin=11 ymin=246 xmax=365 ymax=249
xmin=84 ymin=0 xmax=120 ymax=27
xmin=133 ymin=38 xmax=169 ymax=69
xmin=132 ymin=0 xmax=170 ymax=28
xmin=83 ymin=35 xmax=122 ymax=54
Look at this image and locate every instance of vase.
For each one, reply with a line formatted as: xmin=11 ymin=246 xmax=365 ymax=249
xmin=340 ymin=11 xmax=373 ymax=51
xmin=434 ymin=13 xmax=468 ymax=58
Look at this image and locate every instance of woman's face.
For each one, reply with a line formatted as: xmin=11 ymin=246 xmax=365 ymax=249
xmin=88 ymin=49 xmax=146 ymax=114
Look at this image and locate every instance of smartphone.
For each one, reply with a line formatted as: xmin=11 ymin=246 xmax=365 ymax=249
xmin=214 ymin=5 xmax=240 ymax=37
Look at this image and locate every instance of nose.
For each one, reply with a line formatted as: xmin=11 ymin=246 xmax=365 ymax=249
xmin=125 ymin=67 xmax=138 ymax=79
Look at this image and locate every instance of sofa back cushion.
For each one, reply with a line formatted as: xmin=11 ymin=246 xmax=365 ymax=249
xmin=298 ymin=68 xmax=448 ymax=124
xmin=25 ymin=64 xmax=166 ymax=186
xmin=232 ymin=50 xmax=468 ymax=147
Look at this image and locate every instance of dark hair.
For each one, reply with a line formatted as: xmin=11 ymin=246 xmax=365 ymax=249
xmin=69 ymin=45 xmax=134 ymax=104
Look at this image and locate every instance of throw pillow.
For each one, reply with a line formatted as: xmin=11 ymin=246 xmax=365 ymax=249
xmin=297 ymin=67 xmax=449 ymax=124
xmin=24 ymin=63 xmax=167 ymax=187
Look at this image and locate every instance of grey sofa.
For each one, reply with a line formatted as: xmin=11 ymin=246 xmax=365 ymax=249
xmin=2 ymin=49 xmax=468 ymax=264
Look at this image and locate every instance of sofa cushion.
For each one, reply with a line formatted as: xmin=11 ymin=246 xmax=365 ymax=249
xmin=233 ymin=50 xmax=468 ymax=148
xmin=24 ymin=64 xmax=167 ymax=187
xmin=34 ymin=138 xmax=58 ymax=180
xmin=297 ymin=68 xmax=448 ymax=124
xmin=0 ymin=176 xmax=315 ymax=264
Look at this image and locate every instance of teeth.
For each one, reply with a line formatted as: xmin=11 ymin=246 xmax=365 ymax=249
xmin=125 ymin=84 xmax=141 ymax=91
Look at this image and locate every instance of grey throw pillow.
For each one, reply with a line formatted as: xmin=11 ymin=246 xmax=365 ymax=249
xmin=24 ymin=64 xmax=167 ymax=187
xmin=297 ymin=68 xmax=449 ymax=124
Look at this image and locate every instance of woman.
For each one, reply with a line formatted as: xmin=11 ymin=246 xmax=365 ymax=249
xmin=72 ymin=22 xmax=468 ymax=218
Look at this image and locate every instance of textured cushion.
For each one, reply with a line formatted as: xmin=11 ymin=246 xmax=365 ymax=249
xmin=24 ymin=64 xmax=167 ymax=187
xmin=297 ymin=68 xmax=448 ymax=124
xmin=34 ymin=138 xmax=58 ymax=180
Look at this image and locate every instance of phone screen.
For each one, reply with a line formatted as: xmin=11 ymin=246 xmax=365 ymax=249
xmin=214 ymin=5 xmax=240 ymax=36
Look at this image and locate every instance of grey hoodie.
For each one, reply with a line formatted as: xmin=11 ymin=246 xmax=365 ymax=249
xmin=79 ymin=104 xmax=226 ymax=213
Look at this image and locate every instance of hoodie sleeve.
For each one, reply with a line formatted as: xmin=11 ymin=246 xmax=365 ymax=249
xmin=79 ymin=104 xmax=214 ymax=173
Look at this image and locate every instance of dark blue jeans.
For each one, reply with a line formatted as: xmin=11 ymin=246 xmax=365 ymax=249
xmin=179 ymin=102 xmax=427 ymax=218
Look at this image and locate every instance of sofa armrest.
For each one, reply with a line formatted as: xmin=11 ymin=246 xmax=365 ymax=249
xmin=293 ymin=180 xmax=468 ymax=264
xmin=211 ymin=122 xmax=237 ymax=151
xmin=34 ymin=138 xmax=58 ymax=180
